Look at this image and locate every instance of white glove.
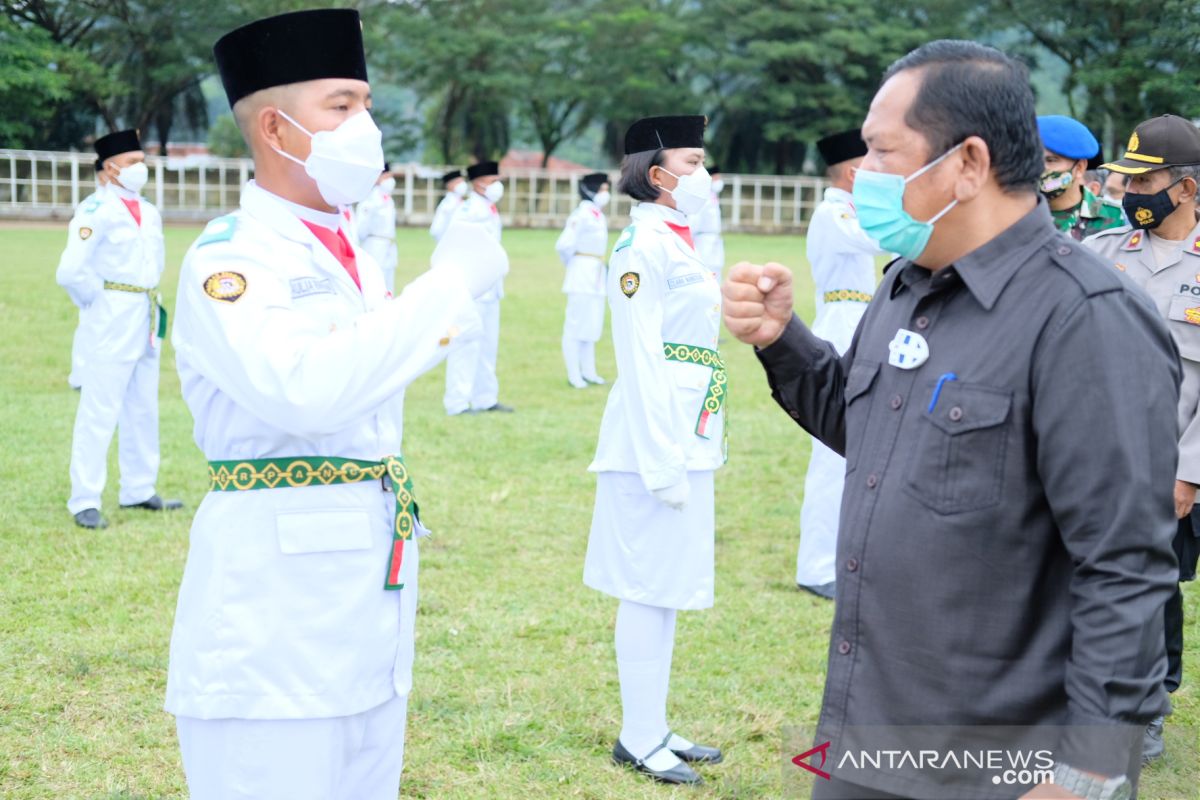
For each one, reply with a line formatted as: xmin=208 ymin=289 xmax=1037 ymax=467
xmin=651 ymin=479 xmax=690 ymax=511
xmin=430 ymin=220 xmax=510 ymax=299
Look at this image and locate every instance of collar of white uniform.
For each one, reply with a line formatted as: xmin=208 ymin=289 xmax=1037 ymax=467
xmin=632 ymin=201 xmax=689 ymax=227
xmin=251 ymin=180 xmax=344 ymax=231
xmin=824 ymin=186 xmax=853 ymax=203
xmin=109 ymin=183 xmax=140 ymax=201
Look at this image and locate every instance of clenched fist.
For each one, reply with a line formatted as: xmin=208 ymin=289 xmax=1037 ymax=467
xmin=722 ymin=261 xmax=794 ymax=348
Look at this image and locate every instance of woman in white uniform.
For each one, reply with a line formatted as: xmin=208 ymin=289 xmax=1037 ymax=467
xmin=585 ymin=115 xmax=726 ymax=786
xmin=555 ymin=171 xmax=610 ymax=388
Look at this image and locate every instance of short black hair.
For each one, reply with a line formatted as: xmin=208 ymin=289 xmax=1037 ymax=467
xmin=618 ymin=149 xmax=665 ymax=202
xmin=884 ymin=40 xmax=1042 ymax=193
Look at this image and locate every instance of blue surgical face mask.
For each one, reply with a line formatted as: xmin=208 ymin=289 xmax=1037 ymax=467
xmin=852 ymin=143 xmax=963 ymax=261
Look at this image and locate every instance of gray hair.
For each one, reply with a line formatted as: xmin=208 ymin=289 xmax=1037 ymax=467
xmin=1168 ymin=163 xmax=1200 ymax=185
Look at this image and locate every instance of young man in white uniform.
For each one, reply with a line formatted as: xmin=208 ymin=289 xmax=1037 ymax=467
xmin=555 ymin=171 xmax=610 ymax=388
xmin=165 ymin=10 xmax=506 ymax=798
xmin=429 ymin=168 xmax=467 ymax=241
xmin=355 ymin=162 xmax=399 ymax=293
xmin=57 ymin=128 xmax=182 ymax=529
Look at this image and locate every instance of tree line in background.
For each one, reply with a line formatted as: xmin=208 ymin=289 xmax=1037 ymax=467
xmin=3 ymin=0 xmax=1198 ymax=174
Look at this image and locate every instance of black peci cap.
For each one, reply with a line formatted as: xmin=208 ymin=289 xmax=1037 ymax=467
xmin=624 ymin=116 xmax=706 ymax=155
xmin=467 ymin=161 xmax=499 ymax=180
xmin=213 ymin=9 xmax=369 ymax=108
xmin=580 ymin=172 xmax=609 ymax=196
xmin=441 ymin=169 xmax=464 ymax=185
xmin=1104 ymin=115 xmax=1200 ymax=175
xmin=94 ymin=129 xmax=142 ymax=170
xmin=816 ymin=129 xmax=867 ymax=167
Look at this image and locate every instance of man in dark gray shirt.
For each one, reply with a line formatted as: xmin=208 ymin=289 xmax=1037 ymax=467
xmin=725 ymin=41 xmax=1179 ymax=800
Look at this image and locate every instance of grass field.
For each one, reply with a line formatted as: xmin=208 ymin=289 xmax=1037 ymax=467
xmin=0 ymin=223 xmax=1195 ymax=800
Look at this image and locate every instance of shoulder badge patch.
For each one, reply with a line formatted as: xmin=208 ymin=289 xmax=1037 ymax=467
xmin=620 ymin=271 xmax=640 ymax=298
xmin=614 ymin=225 xmax=635 ymax=253
xmin=197 ymin=215 xmax=238 ymax=248
xmin=79 ymin=227 xmax=92 ymax=240
xmin=203 ymin=271 xmax=247 ymax=303
xmin=1122 ymin=230 xmax=1145 ymax=251
xmin=82 ymin=199 xmax=101 ymax=214
xmin=1190 ymin=236 xmax=1200 ymax=256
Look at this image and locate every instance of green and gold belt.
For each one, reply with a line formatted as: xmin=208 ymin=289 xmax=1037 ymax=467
xmin=822 ymin=289 xmax=873 ymax=305
xmin=662 ymin=342 xmax=726 ymax=439
xmin=207 ymin=456 xmax=417 ymax=590
xmin=104 ymin=280 xmax=166 ymax=339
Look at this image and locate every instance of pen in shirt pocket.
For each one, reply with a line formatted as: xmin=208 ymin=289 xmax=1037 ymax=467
xmin=928 ymin=372 xmax=958 ymax=413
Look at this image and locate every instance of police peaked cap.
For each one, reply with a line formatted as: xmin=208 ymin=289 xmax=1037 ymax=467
xmin=213 ymin=9 xmax=369 ymax=108
xmin=816 ymin=129 xmax=867 ymax=167
xmin=467 ymin=162 xmax=499 ymax=180
xmin=93 ymin=129 xmax=142 ymax=170
xmin=1037 ymin=115 xmax=1099 ymax=161
xmin=623 ymin=116 xmax=707 ymax=155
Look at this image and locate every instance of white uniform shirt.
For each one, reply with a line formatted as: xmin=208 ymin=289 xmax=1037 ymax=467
xmin=429 ymin=191 xmax=464 ymax=241
xmin=806 ymin=186 xmax=884 ymax=353
xmin=589 ymin=202 xmax=725 ymax=491
xmin=450 ymin=191 xmax=504 ymax=300
xmin=355 ymin=185 xmax=398 ymax=273
xmin=689 ymin=191 xmax=724 ymax=275
xmin=555 ymin=199 xmax=608 ymax=296
xmin=56 ymin=183 xmax=165 ymax=359
xmin=165 ymin=181 xmax=481 ymax=720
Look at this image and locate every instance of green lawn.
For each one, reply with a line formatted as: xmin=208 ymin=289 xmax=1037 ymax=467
xmin=0 ymin=224 xmax=1195 ymax=800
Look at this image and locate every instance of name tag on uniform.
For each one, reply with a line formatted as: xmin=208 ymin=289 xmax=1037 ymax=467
xmin=667 ymin=272 xmax=706 ymax=290
xmin=290 ymin=276 xmax=335 ymax=299
xmin=888 ymin=329 xmax=929 ymax=369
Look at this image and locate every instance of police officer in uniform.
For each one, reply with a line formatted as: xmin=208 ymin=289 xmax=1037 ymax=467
xmin=443 ymin=160 xmax=513 ymax=414
xmin=429 ymin=168 xmax=466 ymax=241
xmin=689 ymin=164 xmax=724 ymax=280
xmin=56 ymin=129 xmax=182 ymax=529
xmin=586 ymin=115 xmax=725 ymax=786
xmin=355 ymin=162 xmax=399 ymax=293
xmin=555 ymin=171 xmax=610 ymax=388
xmin=165 ymin=10 xmax=505 ymax=798
xmin=1084 ymin=113 xmax=1200 ymax=764
xmin=1037 ymin=115 xmax=1125 ymax=241
xmin=795 ymin=128 xmax=886 ymax=599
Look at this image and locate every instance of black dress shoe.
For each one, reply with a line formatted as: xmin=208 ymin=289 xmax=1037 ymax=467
xmin=483 ymin=402 xmax=515 ymax=413
xmin=74 ymin=508 xmax=108 ymax=529
xmin=612 ymin=739 xmax=703 ymax=785
xmin=798 ymin=581 xmax=836 ymax=600
xmin=664 ymin=732 xmax=723 ymax=764
xmin=121 ymin=494 xmax=184 ymax=511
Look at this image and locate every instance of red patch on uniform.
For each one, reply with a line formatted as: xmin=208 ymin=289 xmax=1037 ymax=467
xmin=1123 ymin=230 xmax=1144 ymax=251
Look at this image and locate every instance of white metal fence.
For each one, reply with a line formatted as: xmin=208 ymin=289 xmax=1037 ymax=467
xmin=0 ymin=148 xmax=826 ymax=233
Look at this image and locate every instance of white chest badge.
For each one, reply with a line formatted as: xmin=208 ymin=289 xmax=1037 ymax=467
xmin=888 ymin=329 xmax=929 ymax=370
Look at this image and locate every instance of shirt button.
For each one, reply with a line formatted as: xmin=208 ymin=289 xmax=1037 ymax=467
xmin=1057 ymin=245 xmax=1072 ymax=256
xmin=915 ymin=316 xmax=930 ymax=330
xmin=948 ymin=406 xmax=964 ymax=422
xmin=846 ymin=558 xmax=859 ymax=572
xmin=838 ymin=640 xmax=852 ymax=655
xmin=890 ymin=394 xmax=903 ymax=410
xmin=789 ymin=410 xmax=800 ymax=420
xmin=866 ymin=473 xmax=878 ymax=489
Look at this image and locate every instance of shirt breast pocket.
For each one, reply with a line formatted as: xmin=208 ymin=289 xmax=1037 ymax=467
xmin=842 ymin=359 xmax=880 ymax=474
xmin=903 ymin=382 xmax=1012 ymax=515
xmin=1166 ymin=294 xmax=1200 ymax=361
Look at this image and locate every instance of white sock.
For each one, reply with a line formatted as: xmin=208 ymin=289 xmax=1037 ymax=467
xmin=562 ymin=335 xmax=585 ymax=387
xmin=616 ymin=600 xmax=680 ymax=770
xmin=658 ymin=610 xmax=695 ymax=750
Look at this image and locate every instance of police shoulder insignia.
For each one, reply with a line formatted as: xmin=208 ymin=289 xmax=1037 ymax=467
xmin=203 ymin=271 xmax=247 ymax=303
xmin=613 ymin=225 xmax=635 ymax=253
xmin=1190 ymin=237 xmax=1200 ymax=256
xmin=620 ymin=271 xmax=640 ymax=298
xmin=196 ymin=215 xmax=238 ymax=248
xmin=1122 ymin=230 xmax=1144 ymax=251
xmin=79 ymin=227 xmax=92 ymax=240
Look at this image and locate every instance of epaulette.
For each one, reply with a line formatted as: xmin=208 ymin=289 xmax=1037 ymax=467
xmin=196 ymin=215 xmax=238 ymax=247
xmin=613 ymin=224 xmax=636 ymax=253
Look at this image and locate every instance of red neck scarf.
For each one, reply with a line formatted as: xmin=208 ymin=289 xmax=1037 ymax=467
xmin=300 ymin=220 xmax=361 ymax=291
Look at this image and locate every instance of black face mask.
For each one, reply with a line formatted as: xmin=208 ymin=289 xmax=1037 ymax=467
xmin=1122 ymin=178 xmax=1183 ymax=230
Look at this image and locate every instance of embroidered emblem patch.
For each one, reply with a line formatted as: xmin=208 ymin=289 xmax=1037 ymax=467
xmin=203 ymin=271 xmax=247 ymax=303
xmin=614 ymin=226 xmax=635 ymax=253
xmin=1186 ymin=308 xmax=1200 ymax=326
xmin=290 ymin=276 xmax=334 ymax=299
xmin=79 ymin=227 xmax=92 ymax=240
xmin=1123 ymin=230 xmax=1144 ymax=251
xmin=620 ymin=271 xmax=640 ymax=298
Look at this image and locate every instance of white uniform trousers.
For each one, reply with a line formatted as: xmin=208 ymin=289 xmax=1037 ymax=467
xmin=361 ymin=237 xmax=396 ymax=294
xmin=68 ymin=308 xmax=86 ymax=389
xmin=67 ymin=348 xmax=160 ymax=513
xmin=796 ymin=439 xmax=843 ymax=586
xmin=443 ymin=297 xmax=500 ymax=413
xmin=562 ymin=293 xmax=605 ymax=343
xmin=175 ymin=541 xmax=420 ymax=800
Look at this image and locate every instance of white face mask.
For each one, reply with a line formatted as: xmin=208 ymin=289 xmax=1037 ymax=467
xmin=656 ymin=165 xmax=712 ymax=215
xmin=592 ymin=190 xmax=611 ymax=208
xmin=452 ymin=181 xmax=469 ymax=198
xmin=380 ymin=176 xmax=397 ymax=194
xmin=484 ymin=181 xmax=505 ymax=204
xmin=117 ymin=161 xmax=149 ymax=194
xmin=711 ymin=178 xmax=725 ymax=194
xmin=273 ymin=109 xmax=385 ymax=207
